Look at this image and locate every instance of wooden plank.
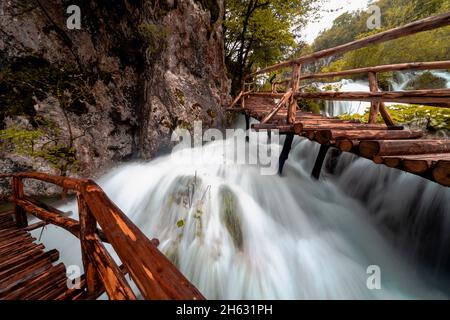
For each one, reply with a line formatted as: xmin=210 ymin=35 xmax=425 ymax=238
xmin=360 ymin=140 xmax=450 ymax=157
xmin=81 ymin=180 xmax=205 ymax=300
xmin=14 ymin=198 xmax=80 ymax=238
xmin=82 ymin=233 xmax=136 ymax=300
xmin=294 ymin=89 xmax=450 ymax=108
xmin=261 ymin=89 xmax=293 ymax=124
xmin=316 ymin=129 xmax=423 ymax=144
xmin=251 ymin=124 xmax=293 ymax=133
xmin=300 ymin=61 xmax=450 ymax=80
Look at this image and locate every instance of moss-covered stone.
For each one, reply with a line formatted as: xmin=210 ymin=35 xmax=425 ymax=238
xmin=404 ymin=71 xmax=447 ymax=90
xmin=137 ymin=23 xmax=168 ymax=56
xmin=220 ymin=187 xmax=243 ymax=250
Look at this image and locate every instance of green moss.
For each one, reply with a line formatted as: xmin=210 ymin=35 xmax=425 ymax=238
xmin=175 ymin=88 xmax=185 ymax=106
xmin=0 ymin=55 xmax=96 ymax=126
xmin=137 ymin=23 xmax=168 ymax=56
xmin=220 ymin=187 xmax=243 ymax=250
xmin=176 ymin=120 xmax=192 ymax=130
xmin=339 ymin=104 xmax=450 ymax=132
xmin=404 ymin=71 xmax=447 ymax=90
xmin=207 ymin=108 xmax=217 ymax=118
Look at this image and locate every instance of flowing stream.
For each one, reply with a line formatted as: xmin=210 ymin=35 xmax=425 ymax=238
xmin=32 ymin=116 xmax=450 ymax=299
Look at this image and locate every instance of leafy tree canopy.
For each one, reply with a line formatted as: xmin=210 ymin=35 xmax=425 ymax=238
xmin=224 ymin=0 xmax=322 ymax=93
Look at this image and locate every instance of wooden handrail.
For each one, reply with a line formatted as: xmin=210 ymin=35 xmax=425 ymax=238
xmin=0 ymin=172 xmax=205 ymax=300
xmin=247 ymin=12 xmax=450 ymax=78
xmin=272 ymin=60 xmax=450 ymax=85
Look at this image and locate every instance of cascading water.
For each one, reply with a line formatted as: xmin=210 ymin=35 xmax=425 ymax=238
xmin=321 ymin=71 xmax=450 ymax=117
xmin=321 ymin=80 xmax=371 ymax=117
xmin=32 ymin=118 xmax=450 ymax=299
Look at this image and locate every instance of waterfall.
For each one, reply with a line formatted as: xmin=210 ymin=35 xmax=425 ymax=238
xmin=321 ymin=80 xmax=371 ymax=117
xmin=321 ymin=71 xmax=450 ymax=116
xmin=32 ymin=124 xmax=449 ymax=299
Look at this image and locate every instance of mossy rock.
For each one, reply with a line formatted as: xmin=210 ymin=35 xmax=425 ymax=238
xmin=220 ymin=187 xmax=243 ymax=250
xmin=404 ymin=72 xmax=447 ymax=90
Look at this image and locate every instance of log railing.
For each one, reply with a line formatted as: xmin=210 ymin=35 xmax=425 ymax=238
xmin=233 ymin=11 xmax=450 ymax=125
xmin=0 ymin=172 xmax=204 ymax=300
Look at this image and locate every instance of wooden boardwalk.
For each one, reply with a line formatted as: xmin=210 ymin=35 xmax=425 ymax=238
xmin=0 ymin=210 xmax=86 ymax=300
xmin=228 ymin=12 xmax=450 ymax=187
xmin=229 ymin=95 xmax=450 ymax=186
xmin=0 ymin=173 xmax=204 ymax=300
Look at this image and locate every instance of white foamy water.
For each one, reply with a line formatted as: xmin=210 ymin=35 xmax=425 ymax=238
xmin=33 ymin=126 xmax=449 ymax=299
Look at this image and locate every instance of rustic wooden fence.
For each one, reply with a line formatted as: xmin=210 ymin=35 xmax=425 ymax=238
xmin=230 ymin=12 xmax=450 ymax=125
xmin=0 ymin=172 xmax=204 ymax=300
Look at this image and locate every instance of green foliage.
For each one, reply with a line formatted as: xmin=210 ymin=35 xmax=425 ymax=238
xmin=339 ymin=105 xmax=450 ymax=132
xmin=174 ymin=88 xmax=185 ymax=106
xmin=137 ymin=23 xmax=168 ymax=56
xmin=0 ymin=124 xmax=80 ymax=174
xmin=224 ymin=0 xmax=321 ymax=92
xmin=176 ymin=219 xmax=185 ymax=228
xmin=314 ymin=0 xmax=450 ymax=75
xmin=297 ymin=85 xmax=325 ymax=114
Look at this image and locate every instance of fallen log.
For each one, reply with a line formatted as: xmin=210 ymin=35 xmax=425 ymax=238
xmin=360 ymin=140 xmax=450 ymax=158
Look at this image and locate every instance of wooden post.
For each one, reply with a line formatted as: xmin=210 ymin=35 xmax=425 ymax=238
xmin=312 ymin=144 xmax=330 ymax=179
xmin=288 ymin=64 xmax=301 ymax=124
xmin=368 ymin=72 xmax=380 ymax=124
xmin=368 ymin=72 xmax=395 ymax=126
xmin=278 ymin=133 xmax=294 ymax=175
xmin=245 ymin=115 xmax=250 ymax=142
xmin=12 ymin=177 xmax=27 ymax=228
xmin=78 ymin=193 xmax=102 ymax=296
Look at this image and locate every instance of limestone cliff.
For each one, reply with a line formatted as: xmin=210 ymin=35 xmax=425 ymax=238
xmin=0 ymin=0 xmax=230 ymax=195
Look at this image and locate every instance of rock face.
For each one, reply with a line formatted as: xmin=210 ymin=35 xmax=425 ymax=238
xmin=0 ymin=0 xmax=230 ymax=196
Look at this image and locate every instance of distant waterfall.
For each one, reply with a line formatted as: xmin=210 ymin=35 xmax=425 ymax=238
xmin=321 ymin=71 xmax=450 ymax=117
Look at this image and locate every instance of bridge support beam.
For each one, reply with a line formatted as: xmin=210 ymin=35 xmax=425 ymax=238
xmin=311 ymin=144 xmax=330 ymax=180
xmin=245 ymin=115 xmax=250 ymax=142
xmin=278 ymin=133 xmax=294 ymax=175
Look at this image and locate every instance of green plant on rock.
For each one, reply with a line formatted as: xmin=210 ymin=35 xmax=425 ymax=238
xmin=0 ymin=56 xmax=97 ymax=175
xmin=137 ymin=23 xmax=168 ymax=56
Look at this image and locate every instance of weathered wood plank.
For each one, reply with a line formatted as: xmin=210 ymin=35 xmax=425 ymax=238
xmin=360 ymin=140 xmax=450 ymax=157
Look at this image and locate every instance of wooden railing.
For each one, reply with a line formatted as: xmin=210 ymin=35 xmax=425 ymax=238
xmin=231 ymin=11 xmax=450 ymax=125
xmin=0 ymin=172 xmax=204 ymax=300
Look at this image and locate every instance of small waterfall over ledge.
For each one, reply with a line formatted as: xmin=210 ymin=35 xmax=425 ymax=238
xmin=33 ymin=121 xmax=450 ymax=299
